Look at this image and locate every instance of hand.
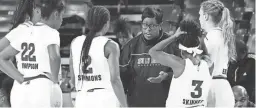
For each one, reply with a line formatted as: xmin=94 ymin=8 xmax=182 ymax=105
xmin=147 ymin=71 xmax=168 ymax=83
xmin=17 ymin=76 xmax=25 ymax=84
xmin=49 ymin=75 xmax=59 ymax=84
xmin=173 ymin=28 xmax=187 ymax=38
xmin=147 ymin=76 xmax=163 ymax=83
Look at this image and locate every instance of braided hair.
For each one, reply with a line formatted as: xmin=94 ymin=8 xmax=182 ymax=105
xmin=11 ymin=0 xmax=34 ymax=30
xmin=178 ymin=19 xmax=201 ymax=48
xmin=79 ymin=6 xmax=110 ymax=74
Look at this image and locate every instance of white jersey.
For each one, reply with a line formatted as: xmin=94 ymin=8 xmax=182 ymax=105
xmin=10 ymin=22 xmax=60 ymax=77
xmin=71 ymin=35 xmax=113 ymax=92
xmin=166 ymin=59 xmax=212 ymax=107
xmin=204 ymin=28 xmax=229 ymax=77
xmin=5 ymin=21 xmax=33 ymax=42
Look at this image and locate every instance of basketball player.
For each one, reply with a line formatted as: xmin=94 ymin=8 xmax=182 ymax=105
xmin=149 ymin=19 xmax=213 ymax=107
xmin=0 ymin=0 xmax=64 ymax=107
xmin=199 ymin=0 xmax=237 ymax=107
xmin=69 ymin=6 xmax=127 ymax=107
xmin=0 ymin=0 xmax=41 ymax=107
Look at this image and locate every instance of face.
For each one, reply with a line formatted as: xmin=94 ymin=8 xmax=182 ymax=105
xmin=234 ymin=92 xmax=248 ymax=107
xmin=117 ymin=32 xmax=132 ymax=46
xmin=199 ymin=8 xmax=207 ymax=30
xmin=142 ymin=18 xmax=161 ymax=40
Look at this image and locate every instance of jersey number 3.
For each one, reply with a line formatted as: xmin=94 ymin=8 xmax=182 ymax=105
xmin=191 ymin=80 xmax=203 ymax=98
xmin=21 ymin=43 xmax=36 ymax=62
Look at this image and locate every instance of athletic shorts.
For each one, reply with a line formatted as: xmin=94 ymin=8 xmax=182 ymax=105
xmin=11 ymin=77 xmax=62 ymax=108
xmin=75 ymin=88 xmax=119 ymax=108
xmin=207 ymin=79 xmax=235 ymax=107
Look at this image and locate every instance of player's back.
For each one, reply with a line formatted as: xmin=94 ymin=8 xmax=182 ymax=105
xmin=204 ymin=28 xmax=229 ymax=77
xmin=13 ymin=22 xmax=60 ymax=77
xmin=166 ymin=59 xmax=212 ymax=107
xmin=71 ymin=35 xmax=113 ymax=92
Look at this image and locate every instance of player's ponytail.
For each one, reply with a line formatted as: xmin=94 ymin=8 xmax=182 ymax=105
xmin=11 ymin=0 xmax=34 ymax=30
xmin=218 ymin=8 xmax=237 ymax=62
xmin=201 ymin=0 xmax=237 ymax=62
xmin=79 ymin=30 xmax=96 ymax=74
xmin=79 ymin=6 xmax=110 ymax=75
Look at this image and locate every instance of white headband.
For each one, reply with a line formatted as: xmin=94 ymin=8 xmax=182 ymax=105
xmin=179 ymin=44 xmax=203 ymax=57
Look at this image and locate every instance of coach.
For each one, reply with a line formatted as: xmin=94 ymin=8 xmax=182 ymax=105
xmin=119 ymin=7 xmax=180 ymax=107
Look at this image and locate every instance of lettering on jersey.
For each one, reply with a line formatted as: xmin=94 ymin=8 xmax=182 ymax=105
xmin=21 ymin=43 xmax=38 ymax=69
xmin=78 ymin=75 xmax=102 ymax=81
xmin=182 ymin=99 xmax=204 ymax=106
xmin=222 ymin=69 xmax=227 ymax=75
xmin=137 ymin=57 xmax=162 ymax=66
xmin=22 ymin=63 xmax=38 ymax=69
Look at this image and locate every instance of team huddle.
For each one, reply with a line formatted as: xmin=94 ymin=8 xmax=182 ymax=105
xmin=0 ymin=0 xmax=237 ymax=107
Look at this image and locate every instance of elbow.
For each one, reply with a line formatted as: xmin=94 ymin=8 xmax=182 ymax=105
xmin=110 ymin=76 xmax=120 ymax=85
xmin=49 ymin=55 xmax=61 ymax=62
xmin=0 ymin=55 xmax=8 ymax=66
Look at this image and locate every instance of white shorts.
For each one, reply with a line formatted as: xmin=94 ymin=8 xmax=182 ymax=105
xmin=207 ymin=79 xmax=235 ymax=107
xmin=10 ymin=81 xmax=24 ymax=108
xmin=75 ymin=89 xmax=119 ymax=108
xmin=11 ymin=78 xmax=62 ymax=108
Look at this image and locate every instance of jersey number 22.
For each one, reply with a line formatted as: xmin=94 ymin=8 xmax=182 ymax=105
xmin=21 ymin=43 xmax=36 ymax=62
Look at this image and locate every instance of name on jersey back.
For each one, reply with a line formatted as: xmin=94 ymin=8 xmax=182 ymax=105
xmin=22 ymin=62 xmax=38 ymax=70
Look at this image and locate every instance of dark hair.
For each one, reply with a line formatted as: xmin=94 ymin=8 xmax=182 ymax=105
xmin=11 ymin=0 xmax=34 ymax=30
xmin=113 ymin=17 xmax=131 ymax=38
xmin=178 ymin=19 xmax=201 ymax=48
xmin=142 ymin=7 xmax=163 ymax=24
xmin=35 ymin=0 xmax=65 ymax=20
xmin=80 ymin=6 xmax=110 ymax=74
xmin=201 ymin=0 xmax=236 ymax=62
xmin=11 ymin=0 xmax=65 ymax=30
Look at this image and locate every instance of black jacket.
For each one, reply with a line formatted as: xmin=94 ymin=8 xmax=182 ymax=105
xmin=119 ymin=31 xmax=180 ymax=107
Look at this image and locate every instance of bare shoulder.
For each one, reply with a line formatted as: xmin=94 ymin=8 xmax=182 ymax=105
xmin=104 ymin=40 xmax=120 ymax=58
xmin=105 ymin=40 xmax=120 ymax=53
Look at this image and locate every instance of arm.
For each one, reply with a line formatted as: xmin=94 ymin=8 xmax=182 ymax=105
xmin=0 ymin=45 xmax=24 ymax=83
xmin=69 ymin=46 xmax=75 ymax=90
xmin=106 ymin=40 xmax=127 ymax=107
xmin=0 ymin=38 xmax=10 ymax=52
xmin=149 ymin=30 xmax=186 ymax=78
xmin=47 ymin=44 xmax=61 ymax=83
